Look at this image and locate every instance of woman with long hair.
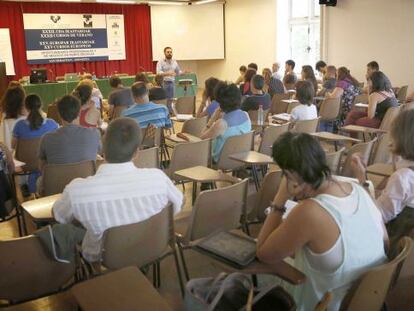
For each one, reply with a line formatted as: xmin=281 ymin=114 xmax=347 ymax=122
xmin=301 ymin=65 xmax=318 ymax=93
xmin=73 ymin=83 xmax=102 ymax=128
xmin=196 ymin=77 xmax=221 ymax=118
xmin=240 ymin=68 xmax=256 ymax=96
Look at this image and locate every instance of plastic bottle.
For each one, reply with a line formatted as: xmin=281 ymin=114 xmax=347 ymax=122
xmin=92 ymin=72 xmax=97 ymax=80
xmin=258 ymin=105 xmax=264 ymax=126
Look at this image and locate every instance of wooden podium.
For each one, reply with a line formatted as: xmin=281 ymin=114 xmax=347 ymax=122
xmin=0 ymin=62 xmax=8 ymax=98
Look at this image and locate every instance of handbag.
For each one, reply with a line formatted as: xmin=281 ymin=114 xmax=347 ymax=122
xmin=184 ymin=272 xmax=296 ymax=311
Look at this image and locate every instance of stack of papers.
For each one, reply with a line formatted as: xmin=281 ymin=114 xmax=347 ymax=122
xmin=272 ymin=113 xmax=291 ymax=121
xmin=175 ymin=114 xmax=194 ymax=121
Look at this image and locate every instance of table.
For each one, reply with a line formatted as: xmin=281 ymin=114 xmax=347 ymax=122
xmin=2 ymin=291 xmax=77 ymax=311
xmin=367 ymin=163 xmax=394 ymax=177
xmin=228 ymin=151 xmax=274 ymax=191
xmin=170 ymin=114 xmax=194 ymax=122
xmin=23 ymin=73 xmax=198 ymax=110
xmin=21 ymin=194 xmax=59 ymax=232
xmin=310 ymin=131 xmax=362 ymax=151
xmin=71 ymin=266 xmax=172 ymax=311
xmin=281 ymin=99 xmax=299 ymax=104
xmin=165 ymin=133 xmax=201 ymax=144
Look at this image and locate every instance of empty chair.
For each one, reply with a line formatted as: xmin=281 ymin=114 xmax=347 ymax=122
xmin=258 ymin=123 xmax=289 ymax=156
xmin=340 ymin=138 xmax=377 ymax=177
xmin=181 ymin=116 xmax=208 ymax=137
xmin=0 ymin=235 xmax=76 ymax=304
xmin=214 ymin=131 xmax=254 ymax=172
xmin=270 ymin=93 xmax=290 ymax=114
xmin=325 ymin=147 xmax=345 ymax=175
xmin=291 ymin=118 xmax=319 ymax=134
xmin=166 ymin=139 xmax=211 ymax=182
xmin=133 ymin=147 xmax=160 ymax=169
xmin=369 ymin=132 xmax=392 ymax=165
xmin=14 ymin=137 xmax=42 ymax=173
xmin=341 ymin=237 xmax=412 ymax=311
xmin=41 ymin=160 xmax=96 ymax=196
xmin=174 ymin=96 xmax=196 ymax=115
xmin=175 ymin=179 xmax=249 ymax=280
xmin=397 ymin=85 xmax=408 ymax=103
xmin=101 ymin=204 xmax=184 ymax=295
xmin=319 ymin=97 xmax=341 ymax=130
xmin=46 ymin=104 xmax=61 ymax=125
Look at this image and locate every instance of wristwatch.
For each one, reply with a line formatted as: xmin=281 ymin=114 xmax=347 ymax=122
xmin=361 ymin=181 xmax=370 ymax=189
xmin=264 ymin=203 xmax=287 ymax=216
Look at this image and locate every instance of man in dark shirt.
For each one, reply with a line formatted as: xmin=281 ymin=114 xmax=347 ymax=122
xmin=149 ymin=74 xmax=168 ymax=101
xmin=241 ymin=74 xmax=272 ymax=112
xmin=108 ymin=76 xmax=134 ymax=112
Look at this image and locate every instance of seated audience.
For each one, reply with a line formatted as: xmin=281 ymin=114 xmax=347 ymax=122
xmin=317 ymin=65 xmax=337 ymax=97
xmin=351 ymin=109 xmax=414 ymax=246
xmin=283 ymin=74 xmax=297 ymax=91
xmin=364 ymin=61 xmax=380 ymax=93
xmin=345 ymin=71 xmax=397 ymax=128
xmin=290 ymin=81 xmax=317 ymax=121
xmin=262 ymin=68 xmax=273 ymax=94
xmin=79 ymin=76 xmax=103 ymax=109
xmin=39 ymin=95 xmax=101 ymax=170
xmin=52 ymin=117 xmax=183 ymax=262
xmin=122 ymin=82 xmax=172 ymax=129
xmin=241 ymin=75 xmax=272 ymax=112
xmin=315 ymin=60 xmax=327 ymax=79
xmin=327 ymin=66 xmax=360 ymax=120
xmin=201 ymin=82 xmax=251 ymax=162
xmin=148 ymin=74 xmax=168 ymax=101
xmin=272 ymin=62 xmax=282 ymax=80
xmin=257 ymin=132 xmax=387 ymax=310
xmin=13 ymin=95 xmax=59 ymax=193
xmin=301 ymin=65 xmax=318 ymax=93
xmin=107 ymin=76 xmax=134 ymax=118
xmin=406 ymin=90 xmax=414 ymax=103
xmin=283 ymin=59 xmax=297 ymax=86
xmin=0 ymin=85 xmax=26 ymax=150
xmin=240 ymin=68 xmax=257 ymax=96
xmin=135 ymin=72 xmax=153 ymax=89
xmin=196 ymin=77 xmax=220 ymax=118
xmin=235 ymin=65 xmax=247 ymax=85
xmin=247 ymin=63 xmax=258 ymax=71
xmin=73 ymin=84 xmax=102 ymax=128
xmin=263 ymin=68 xmax=285 ymax=96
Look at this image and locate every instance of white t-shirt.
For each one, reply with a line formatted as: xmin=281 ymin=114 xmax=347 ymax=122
xmin=291 ymin=104 xmax=317 ymax=121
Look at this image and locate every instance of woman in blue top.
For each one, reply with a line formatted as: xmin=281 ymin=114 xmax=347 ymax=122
xmin=13 ymin=94 xmax=59 ymax=193
xmin=196 ymin=77 xmax=221 ymax=118
xmin=201 ymin=82 xmax=251 ymax=162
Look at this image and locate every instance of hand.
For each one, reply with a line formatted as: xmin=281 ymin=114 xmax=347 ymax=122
xmin=272 ymin=176 xmax=290 ymax=207
xmin=350 ymin=153 xmax=367 ymax=183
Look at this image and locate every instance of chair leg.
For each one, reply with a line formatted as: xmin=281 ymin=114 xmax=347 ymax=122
xmin=16 ymin=207 xmax=23 ymax=237
xmin=152 ymin=263 xmax=158 ymax=288
xmin=172 ymin=246 xmax=185 ymax=297
xmin=177 ymin=242 xmax=190 ymax=281
xmin=156 ymin=261 xmax=161 ymax=288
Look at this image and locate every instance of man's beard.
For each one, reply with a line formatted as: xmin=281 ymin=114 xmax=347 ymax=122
xmin=166 ymin=55 xmax=172 ymax=59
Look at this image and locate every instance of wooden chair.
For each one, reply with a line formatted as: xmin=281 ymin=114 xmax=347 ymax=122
xmin=41 ymin=161 xmax=96 ymax=196
xmin=325 ymin=147 xmax=345 ymax=175
xmin=340 ymin=138 xmax=377 ymax=177
xmin=46 ymin=104 xmax=61 ymax=125
xmin=133 ymin=147 xmax=160 ymax=169
xmin=0 ymin=235 xmax=76 ymax=305
xmin=15 ymin=137 xmax=42 ymax=173
xmin=351 ymin=94 xmax=368 ymax=109
xmin=141 ymin=124 xmax=162 ymax=148
xmin=341 ymin=237 xmax=412 ymax=311
xmin=291 ymin=118 xmax=319 ymax=134
xmin=110 ymin=105 xmax=127 ymax=121
xmin=397 ymin=85 xmax=408 ymax=103
xmin=270 ymin=93 xmax=290 ymax=114
xmin=175 ymin=179 xmax=249 ymax=280
xmin=167 ymin=139 xmax=211 ymax=183
xmin=101 ymin=204 xmax=185 ymax=296
xmin=214 ymin=131 xmax=254 ymax=172
xmin=258 ymin=123 xmax=290 ymax=156
xmin=286 ymin=101 xmax=300 ymax=114
xmin=174 ymin=96 xmax=196 ymax=115
xmin=319 ymin=97 xmax=341 ymax=130
xmin=181 ymin=116 xmax=208 ymax=137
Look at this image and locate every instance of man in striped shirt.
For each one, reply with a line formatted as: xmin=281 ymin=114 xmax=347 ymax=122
xmin=121 ymin=82 xmax=172 ymax=129
xmin=52 ymin=118 xmax=183 ymax=262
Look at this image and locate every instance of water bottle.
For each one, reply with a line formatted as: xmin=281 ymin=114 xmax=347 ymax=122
xmin=258 ymin=105 xmax=264 ymax=126
xmin=92 ymin=72 xmax=97 ymax=80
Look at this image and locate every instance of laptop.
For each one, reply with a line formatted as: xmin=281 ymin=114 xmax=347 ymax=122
xmin=64 ymin=73 xmax=80 ymax=82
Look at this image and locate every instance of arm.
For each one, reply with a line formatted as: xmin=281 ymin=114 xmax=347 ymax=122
xmin=196 ymin=92 xmax=209 ymax=118
xmin=327 ymin=87 xmax=344 ymax=99
xmin=164 ymin=173 xmax=184 ymax=214
xmin=367 ymin=93 xmax=379 ymax=119
xmin=200 ymin=118 xmax=226 ymax=140
xmin=52 ymin=189 xmax=74 ymax=223
xmin=204 ymin=107 xmax=222 ymax=129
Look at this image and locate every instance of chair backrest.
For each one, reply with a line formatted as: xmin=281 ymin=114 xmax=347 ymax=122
xmin=111 ymin=105 xmax=127 ymax=121
xmin=0 ymin=235 xmax=76 ymax=303
xmin=343 ymin=237 xmax=413 ymax=311
xmin=153 ymin=99 xmax=168 ymax=106
xmin=270 ymin=93 xmax=290 ymax=114
xmin=46 ymin=104 xmax=62 ymax=125
xmin=397 ymin=85 xmax=408 ymax=103
xmin=379 ymin=106 xmax=401 ymax=131
xmin=259 ymin=123 xmax=290 ymax=156
xmin=133 ymin=147 xmax=160 ymax=169
xmin=291 ymin=118 xmax=319 ymax=134
xmin=247 ymin=109 xmax=269 ymax=125
xmin=286 ymin=102 xmax=300 ymax=114
xmin=370 ymin=132 xmax=392 ymax=164
xmin=319 ymin=97 xmax=341 ymax=121
xmin=254 ymin=170 xmax=283 ymax=223
xmin=181 ymin=116 xmax=208 ymax=137
xmin=169 ymin=139 xmax=211 ymax=180
xmin=185 ymin=179 xmax=248 ymax=242
xmin=42 ymin=160 xmax=96 ymax=196
xmin=174 ymin=96 xmax=196 ymax=115
xmin=392 ymin=229 xmax=414 ymax=283
xmin=15 ymin=137 xmax=42 ymax=172
xmin=216 ymin=131 xmax=254 ymax=171
xmin=102 ymin=204 xmax=173 ymax=270
xmin=325 ymin=147 xmax=345 ymax=175
xmin=352 ymin=94 xmax=368 ymax=108
xmin=341 ymin=138 xmax=377 ymax=177
xmin=141 ymin=124 xmax=162 ymax=148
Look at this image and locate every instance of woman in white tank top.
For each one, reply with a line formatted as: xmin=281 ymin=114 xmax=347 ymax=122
xmin=256 ymin=132 xmax=388 ymax=311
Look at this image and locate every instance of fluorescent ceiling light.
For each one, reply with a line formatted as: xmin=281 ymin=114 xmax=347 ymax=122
xmin=194 ymin=0 xmax=219 ymax=4
xmin=147 ymin=1 xmax=187 ymax=5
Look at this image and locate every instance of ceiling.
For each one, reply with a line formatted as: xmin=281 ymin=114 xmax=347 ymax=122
xmin=4 ymin=0 xmax=224 ymax=4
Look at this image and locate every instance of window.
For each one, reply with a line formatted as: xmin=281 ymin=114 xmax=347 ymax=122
xmin=277 ymin=0 xmax=321 ymax=76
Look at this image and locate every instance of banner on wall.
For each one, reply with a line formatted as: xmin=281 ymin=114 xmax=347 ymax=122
xmin=23 ymin=13 xmax=126 ymax=64
xmin=0 ymin=28 xmax=15 ymax=75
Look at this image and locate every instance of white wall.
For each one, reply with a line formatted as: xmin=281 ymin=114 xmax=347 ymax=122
xmin=324 ymin=0 xmax=414 ymax=87
xmin=195 ymin=0 xmax=277 ymax=86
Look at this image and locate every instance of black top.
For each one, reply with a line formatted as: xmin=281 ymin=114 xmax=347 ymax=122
xmin=241 ymin=93 xmax=272 ymax=111
xmin=149 ymin=87 xmax=168 ymax=101
xmin=376 ymin=94 xmax=398 ymax=121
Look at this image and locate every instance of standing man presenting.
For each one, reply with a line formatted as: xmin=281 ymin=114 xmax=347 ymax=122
xmin=156 ymin=47 xmax=182 ymax=102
